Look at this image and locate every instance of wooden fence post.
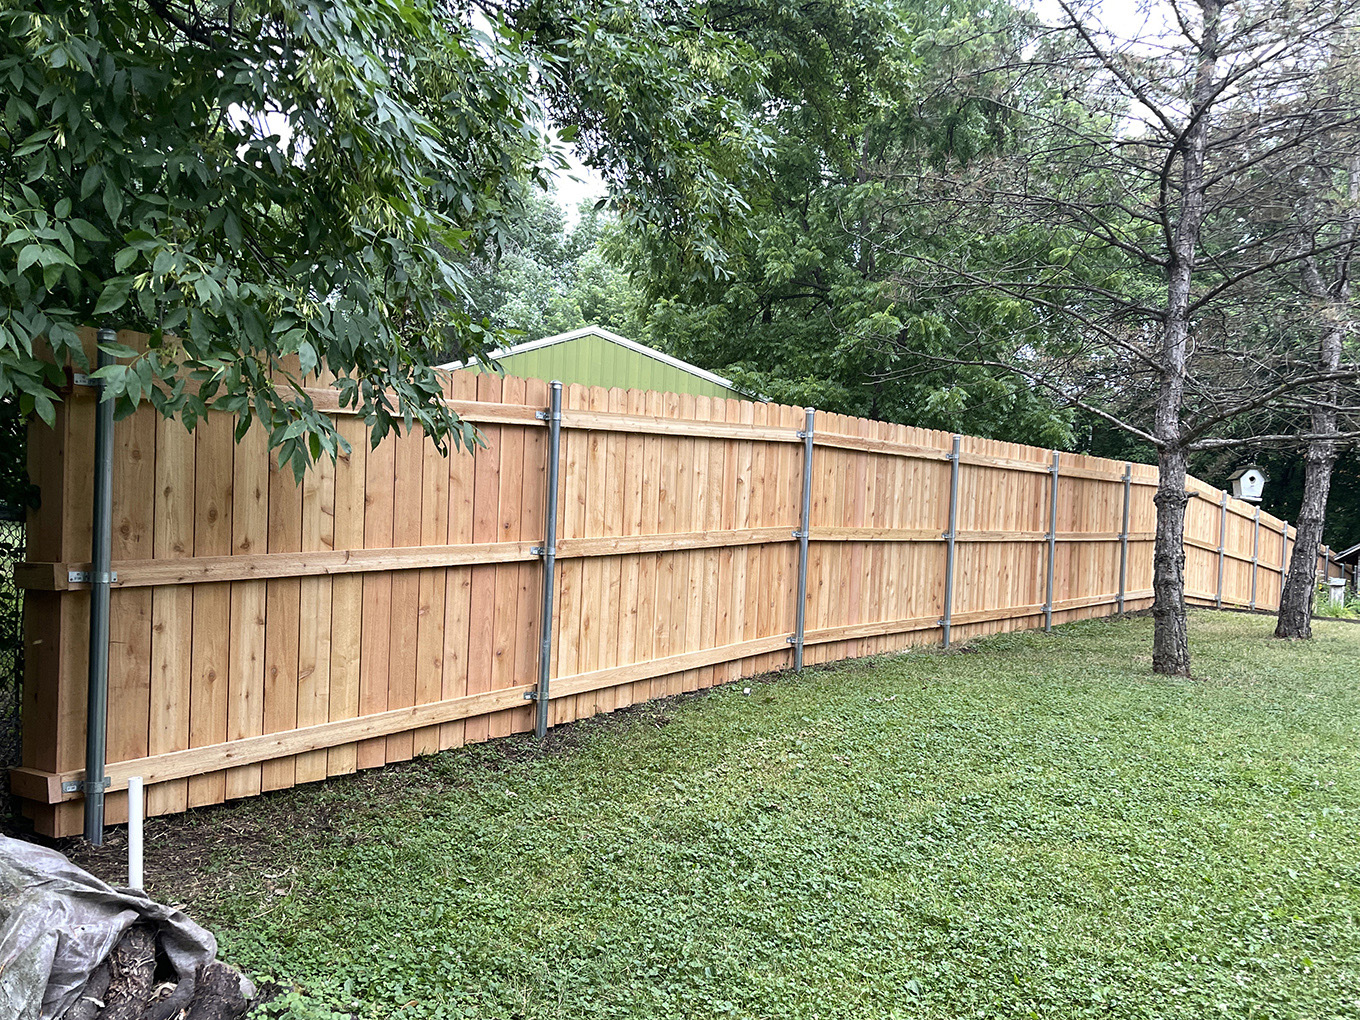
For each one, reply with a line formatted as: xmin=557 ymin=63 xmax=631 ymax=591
xmin=1117 ymin=462 xmax=1131 ymax=614
xmin=1249 ymin=505 xmax=1260 ymax=610
xmin=1215 ymin=491 xmax=1228 ymax=609
xmin=20 ymin=329 xmax=98 ymax=837
xmin=941 ymin=434 xmax=961 ymax=648
xmin=792 ymin=408 xmax=815 ymax=670
xmin=1044 ymin=451 xmax=1059 ymax=632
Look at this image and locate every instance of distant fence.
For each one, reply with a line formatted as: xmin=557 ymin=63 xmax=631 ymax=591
xmin=10 ymin=331 xmax=1318 ymax=836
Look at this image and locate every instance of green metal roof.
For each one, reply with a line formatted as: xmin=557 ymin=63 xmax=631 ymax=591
xmin=441 ymin=326 xmax=753 ymax=400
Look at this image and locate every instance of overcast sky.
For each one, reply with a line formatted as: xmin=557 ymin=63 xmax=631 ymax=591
xmin=551 ymin=144 xmax=607 ymax=224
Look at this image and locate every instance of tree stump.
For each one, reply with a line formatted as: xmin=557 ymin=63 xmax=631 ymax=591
xmin=81 ymin=926 xmax=250 ymax=1020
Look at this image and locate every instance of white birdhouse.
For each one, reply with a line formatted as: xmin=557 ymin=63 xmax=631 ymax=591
xmin=1228 ymin=465 xmax=1267 ymax=502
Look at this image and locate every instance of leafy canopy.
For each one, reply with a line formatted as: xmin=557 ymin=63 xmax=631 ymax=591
xmin=454 ymin=192 xmax=643 ymax=350
xmin=620 ymin=0 xmax=1076 ymax=444
xmin=0 ymin=0 xmax=767 ymax=476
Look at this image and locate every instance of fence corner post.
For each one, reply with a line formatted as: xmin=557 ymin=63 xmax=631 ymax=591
xmin=941 ymin=435 xmax=962 ymax=648
xmin=792 ymin=408 xmax=815 ymax=670
xmin=1117 ymin=462 xmax=1132 ymax=614
xmin=1249 ymin=505 xmax=1260 ymax=610
xmin=1215 ymin=491 xmax=1228 ymax=609
xmin=531 ymin=381 xmax=563 ymax=739
xmin=1044 ymin=450 xmax=1060 ymax=632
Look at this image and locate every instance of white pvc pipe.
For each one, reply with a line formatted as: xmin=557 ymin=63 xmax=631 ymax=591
xmin=127 ymin=776 xmax=144 ymax=890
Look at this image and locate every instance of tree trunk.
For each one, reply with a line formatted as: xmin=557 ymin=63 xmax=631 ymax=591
xmin=1276 ymin=292 xmax=1345 ymax=638
xmin=1275 ymin=161 xmax=1354 ymax=638
xmin=1150 ymin=0 xmax=1220 ymax=676
xmin=1152 ymin=444 xmax=1191 ymax=674
xmin=1276 ymin=441 xmax=1335 ymax=638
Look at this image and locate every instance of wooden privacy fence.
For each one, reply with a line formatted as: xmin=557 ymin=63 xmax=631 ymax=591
xmin=13 ymin=337 xmax=1312 ymax=836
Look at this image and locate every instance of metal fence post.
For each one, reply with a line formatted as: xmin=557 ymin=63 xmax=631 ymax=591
xmin=792 ymin=408 xmax=815 ymax=670
xmin=530 ymin=382 xmax=562 ymax=739
xmin=84 ymin=332 xmax=117 ymax=844
xmin=940 ymin=435 xmax=962 ymax=647
xmin=1215 ymin=491 xmax=1228 ymax=608
xmin=1117 ymin=462 xmax=1132 ymax=614
xmin=1044 ymin=450 xmax=1060 ymax=632
xmin=1249 ymin=505 xmax=1260 ymax=610
xmin=1278 ymin=520 xmax=1291 ymax=611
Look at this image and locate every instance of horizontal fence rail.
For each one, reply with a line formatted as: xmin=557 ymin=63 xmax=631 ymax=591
xmin=12 ymin=330 xmax=1308 ymax=836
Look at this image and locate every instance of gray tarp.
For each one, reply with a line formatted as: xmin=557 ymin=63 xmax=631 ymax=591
xmin=0 ymin=835 xmax=224 ymax=1020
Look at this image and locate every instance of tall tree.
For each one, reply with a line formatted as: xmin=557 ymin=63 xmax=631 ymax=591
xmin=612 ymin=0 xmax=1077 ymax=442
xmin=1276 ymin=155 xmax=1360 ymax=638
xmin=885 ymin=0 xmax=1360 ymax=674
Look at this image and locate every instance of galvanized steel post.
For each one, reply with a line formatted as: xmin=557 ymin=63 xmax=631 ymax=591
xmin=1215 ymin=491 xmax=1228 ymax=608
xmin=531 ymin=382 xmax=563 ymax=739
xmin=1249 ymin=505 xmax=1260 ymax=610
xmin=1044 ymin=450 xmax=1060 ymax=632
xmin=792 ymin=408 xmax=815 ymax=670
xmin=1117 ymin=462 xmax=1132 ymax=614
xmin=941 ymin=435 xmax=961 ymax=648
xmin=84 ymin=333 xmax=116 ymax=844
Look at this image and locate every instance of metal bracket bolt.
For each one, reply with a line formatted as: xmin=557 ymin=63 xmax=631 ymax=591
xmin=68 ymin=570 xmax=117 ymax=584
xmin=62 ymin=776 xmax=111 ymax=795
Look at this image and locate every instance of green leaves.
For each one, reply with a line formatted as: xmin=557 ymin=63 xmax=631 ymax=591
xmin=1 ymin=0 xmax=769 ymax=472
xmin=93 ymin=277 xmax=132 ymax=315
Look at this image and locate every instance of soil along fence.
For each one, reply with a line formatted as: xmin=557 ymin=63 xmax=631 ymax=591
xmin=12 ymin=338 xmax=1309 ymax=836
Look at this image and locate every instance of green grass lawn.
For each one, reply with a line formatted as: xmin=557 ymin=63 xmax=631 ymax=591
xmin=110 ymin=612 xmax=1360 ymax=1019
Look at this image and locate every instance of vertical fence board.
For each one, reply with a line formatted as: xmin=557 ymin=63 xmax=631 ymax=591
xmin=356 ymin=429 xmax=395 ymax=770
xmin=489 ymin=376 xmax=526 ymax=738
xmin=601 ymin=388 xmax=627 ymax=706
xmin=186 ymin=414 xmax=233 ymax=808
xmin=296 ymin=442 xmax=335 ymax=784
xmin=262 ymin=448 xmax=303 ymax=792
xmin=514 ymin=377 xmax=548 ymax=735
xmin=385 ymin=428 xmax=426 ymax=762
xmin=225 ymin=424 xmax=268 ymax=801
xmin=147 ymin=415 xmax=194 ymax=817
xmin=326 ymin=416 xmax=366 ymax=777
